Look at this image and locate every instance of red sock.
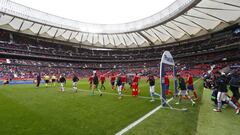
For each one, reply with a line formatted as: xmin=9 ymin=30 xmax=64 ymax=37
xmin=193 ymin=91 xmax=198 ymax=98
xmin=166 ymin=90 xmax=169 ymax=95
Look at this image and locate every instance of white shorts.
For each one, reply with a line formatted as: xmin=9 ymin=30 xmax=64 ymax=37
xmin=60 ymin=83 xmax=64 ymax=87
xmin=150 ymin=86 xmax=155 ymax=93
xmin=178 ymin=90 xmax=188 ymax=96
xmin=217 ymin=92 xmax=230 ymax=102
xmin=73 ymin=82 xmax=77 ymax=87
xmin=117 ymin=85 xmax=122 ymax=92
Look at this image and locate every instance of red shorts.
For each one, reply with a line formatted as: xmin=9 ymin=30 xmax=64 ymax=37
xmin=132 ymin=82 xmax=138 ymax=96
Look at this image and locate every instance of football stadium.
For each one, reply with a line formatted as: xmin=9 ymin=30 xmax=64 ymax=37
xmin=0 ymin=0 xmax=240 ymax=134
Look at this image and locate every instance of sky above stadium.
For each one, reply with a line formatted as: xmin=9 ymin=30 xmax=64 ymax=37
xmin=11 ymin=0 xmax=175 ymax=24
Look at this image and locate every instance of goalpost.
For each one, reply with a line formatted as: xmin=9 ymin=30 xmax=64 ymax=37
xmin=160 ymin=51 xmax=178 ymax=106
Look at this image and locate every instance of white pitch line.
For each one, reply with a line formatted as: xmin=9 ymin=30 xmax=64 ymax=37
xmin=115 ymin=97 xmax=173 ymax=135
xmin=115 ymin=79 xmax=201 ymax=135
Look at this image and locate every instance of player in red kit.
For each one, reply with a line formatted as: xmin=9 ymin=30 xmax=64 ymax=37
xmin=186 ymin=73 xmax=198 ymax=100
xmin=165 ymin=75 xmax=173 ymax=96
xmin=88 ymin=75 xmax=93 ymax=89
xmin=132 ymin=73 xmax=140 ymax=96
xmin=133 ymin=73 xmax=139 ymax=83
xmin=100 ymin=74 xmax=106 ymax=90
xmin=121 ymin=74 xmax=127 ymax=92
xmin=110 ymin=74 xmax=116 ymax=90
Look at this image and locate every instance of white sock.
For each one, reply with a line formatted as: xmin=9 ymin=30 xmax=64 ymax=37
xmin=217 ymin=102 xmax=222 ymax=110
xmin=188 ymin=96 xmax=194 ymax=103
xmin=228 ymin=101 xmax=238 ymax=110
xmin=118 ymin=87 xmax=122 ymax=96
xmin=154 ymin=92 xmax=160 ymax=97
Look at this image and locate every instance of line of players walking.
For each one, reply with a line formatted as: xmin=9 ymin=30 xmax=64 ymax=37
xmin=36 ymin=73 xmax=79 ymax=92
xmin=36 ymin=72 xmax=142 ymax=99
xmin=88 ymin=73 xmax=140 ymax=99
xmin=35 ymin=71 xmax=200 ymax=107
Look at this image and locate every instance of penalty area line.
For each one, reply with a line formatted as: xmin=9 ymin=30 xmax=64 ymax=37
xmin=115 ymin=97 xmax=173 ymax=135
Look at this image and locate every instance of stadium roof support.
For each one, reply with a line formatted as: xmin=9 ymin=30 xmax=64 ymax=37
xmin=0 ymin=0 xmax=240 ymax=48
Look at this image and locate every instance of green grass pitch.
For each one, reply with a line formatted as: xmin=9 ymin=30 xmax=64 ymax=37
xmin=0 ymin=78 xmax=238 ymax=135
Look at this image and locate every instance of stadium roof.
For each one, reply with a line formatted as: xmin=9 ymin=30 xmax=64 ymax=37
xmin=0 ymin=0 xmax=240 ymax=48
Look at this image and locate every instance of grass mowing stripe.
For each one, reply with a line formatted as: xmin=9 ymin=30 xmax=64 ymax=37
xmin=115 ymin=97 xmax=173 ymax=135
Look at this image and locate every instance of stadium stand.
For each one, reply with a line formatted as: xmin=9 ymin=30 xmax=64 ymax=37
xmin=0 ymin=0 xmax=240 ymax=134
xmin=0 ymin=24 xmax=240 ymax=81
